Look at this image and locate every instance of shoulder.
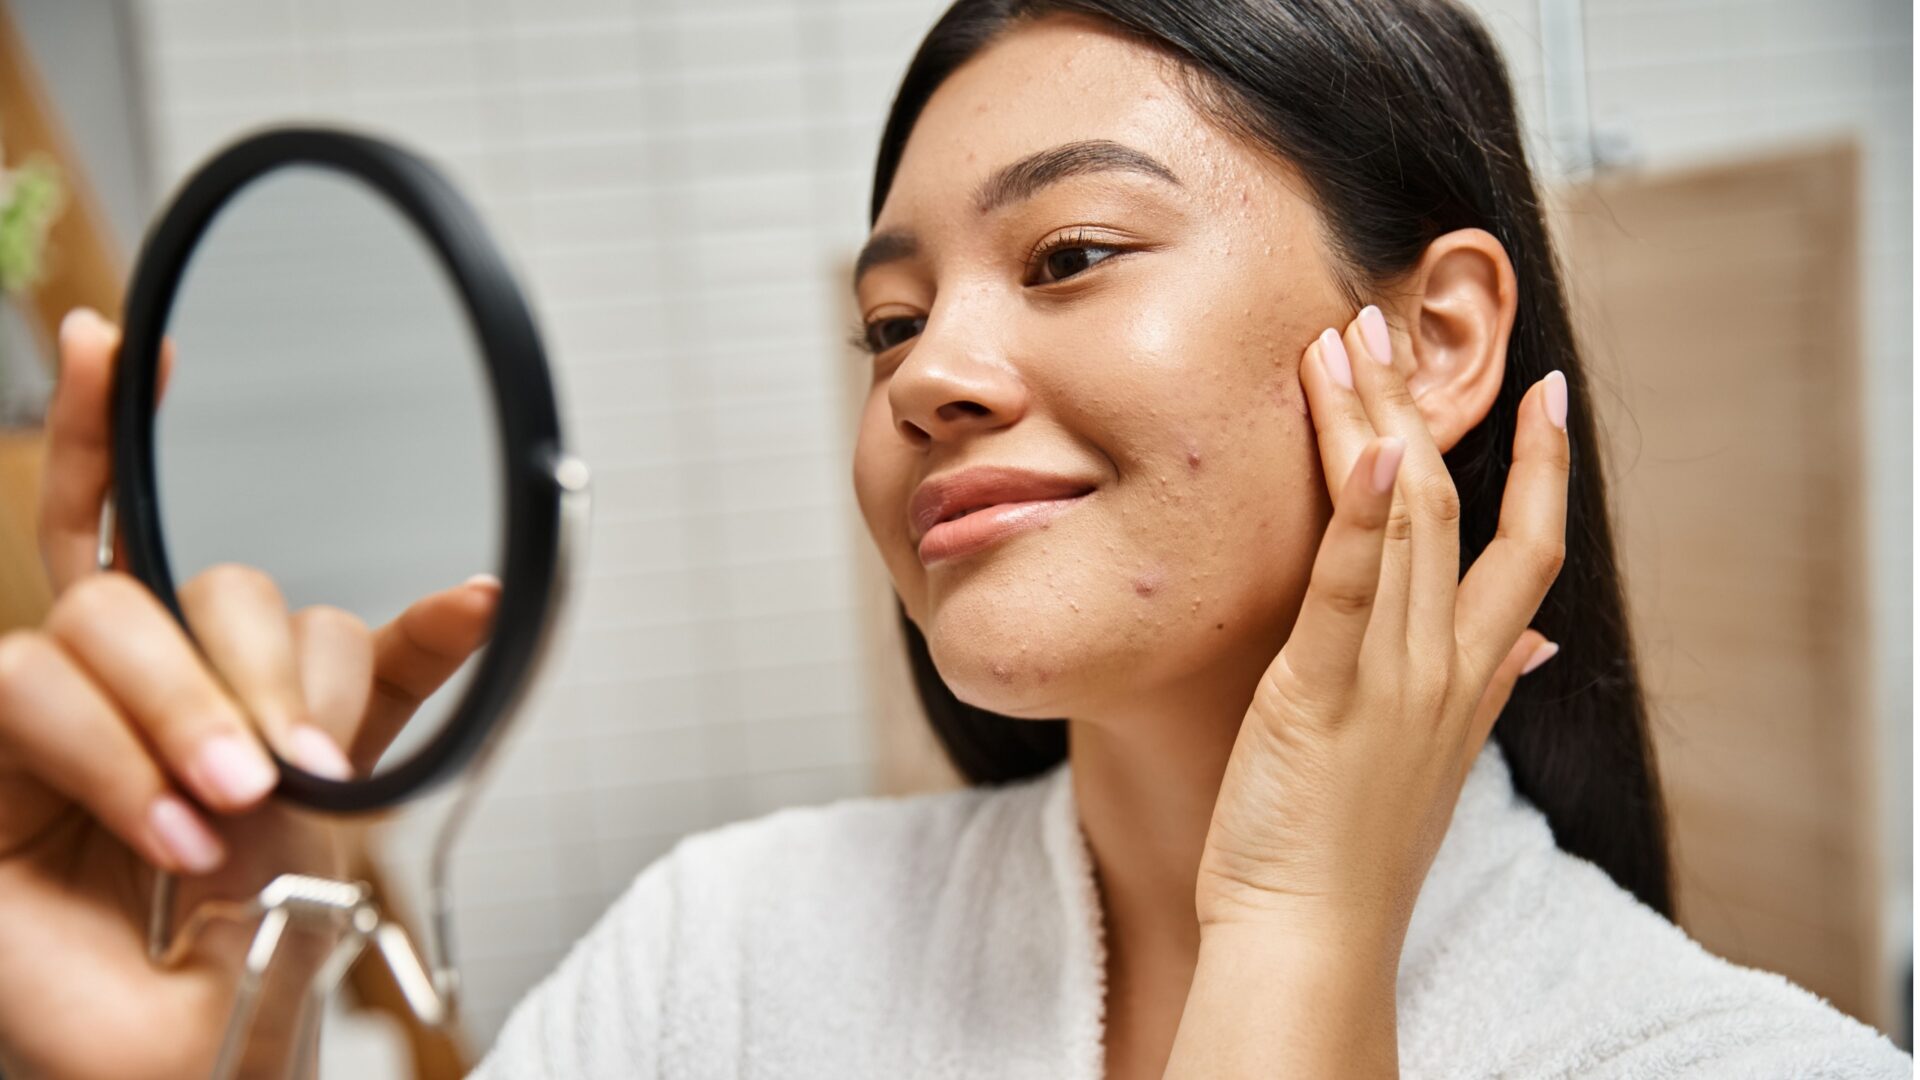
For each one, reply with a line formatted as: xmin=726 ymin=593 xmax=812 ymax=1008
xmin=478 ymin=769 xmax=1066 ymax=1077
xmin=1400 ymin=785 xmax=1911 ymax=1079
xmin=602 ymin=763 xmax=1069 ymax=978
xmin=657 ymin=767 xmax=1056 ymax=918
xmin=1542 ymin=852 xmax=1904 ymax=1077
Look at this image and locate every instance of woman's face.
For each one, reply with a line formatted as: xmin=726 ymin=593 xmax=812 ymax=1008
xmin=852 ymin=15 xmax=1353 ymax=721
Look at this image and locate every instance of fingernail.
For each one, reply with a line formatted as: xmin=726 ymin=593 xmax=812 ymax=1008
xmin=1521 ymin=640 xmax=1560 ymax=675
xmin=465 ymin=572 xmax=502 ymax=591
xmin=1544 ymin=370 xmax=1568 ymax=430
xmin=148 ymin=794 xmax=224 ymax=874
xmin=1358 ymin=305 xmax=1392 ymax=365
xmin=59 ymin=306 xmax=102 ymax=346
xmin=192 ymin=733 xmax=278 ymax=805
xmin=289 ymin=724 xmax=354 ymax=780
xmin=1318 ymin=328 xmax=1352 ymax=390
xmin=1371 ymin=437 xmax=1406 ymax=493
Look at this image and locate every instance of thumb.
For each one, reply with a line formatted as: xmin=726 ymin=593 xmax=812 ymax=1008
xmin=1465 ymin=629 xmax=1558 ymax=752
xmin=350 ymin=573 xmax=501 ymax=770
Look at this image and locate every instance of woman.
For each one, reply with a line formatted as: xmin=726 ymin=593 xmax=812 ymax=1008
xmin=0 ymin=0 xmax=1908 ymax=1077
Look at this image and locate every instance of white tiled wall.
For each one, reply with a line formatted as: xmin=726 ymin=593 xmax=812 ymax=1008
xmin=124 ymin=0 xmax=1910 ymax=1055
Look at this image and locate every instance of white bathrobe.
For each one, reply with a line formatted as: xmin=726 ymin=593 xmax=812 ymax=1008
xmin=474 ymin=739 xmax=1912 ymax=1078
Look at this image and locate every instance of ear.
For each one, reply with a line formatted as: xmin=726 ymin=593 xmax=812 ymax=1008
xmin=1385 ymin=228 xmax=1517 ymax=453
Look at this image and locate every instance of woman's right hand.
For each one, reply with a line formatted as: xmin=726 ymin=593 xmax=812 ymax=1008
xmin=0 ymin=308 xmax=499 ymax=1079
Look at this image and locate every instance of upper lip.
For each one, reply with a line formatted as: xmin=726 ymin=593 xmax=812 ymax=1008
xmin=909 ymin=466 xmax=1097 ymax=541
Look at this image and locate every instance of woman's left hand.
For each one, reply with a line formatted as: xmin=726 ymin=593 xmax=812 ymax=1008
xmin=1194 ymin=303 xmax=1570 ymax=944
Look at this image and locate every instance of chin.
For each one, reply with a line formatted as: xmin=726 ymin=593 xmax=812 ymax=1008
xmin=918 ymin=578 xmax=1106 ymax=719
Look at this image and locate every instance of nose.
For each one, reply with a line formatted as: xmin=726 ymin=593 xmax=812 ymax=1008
xmin=886 ymin=315 xmax=1028 ymax=448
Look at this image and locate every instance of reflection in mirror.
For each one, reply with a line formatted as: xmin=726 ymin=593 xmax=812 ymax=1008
xmin=156 ymin=164 xmax=501 ymax=781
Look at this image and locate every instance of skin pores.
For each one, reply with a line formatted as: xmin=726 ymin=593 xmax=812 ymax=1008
xmin=852 ymin=15 xmax=1356 ymax=725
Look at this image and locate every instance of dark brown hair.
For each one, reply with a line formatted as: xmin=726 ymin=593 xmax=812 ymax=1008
xmin=871 ymin=0 xmax=1673 ymax=917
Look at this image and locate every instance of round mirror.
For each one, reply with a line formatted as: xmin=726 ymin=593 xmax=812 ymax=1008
xmin=113 ymin=127 xmax=573 ymax=813
xmin=159 ymin=164 xmax=500 ymax=780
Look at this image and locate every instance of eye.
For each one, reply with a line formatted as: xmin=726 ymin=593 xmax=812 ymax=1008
xmin=1028 ymin=230 xmax=1126 ymax=285
xmin=860 ymin=314 xmax=926 ymax=354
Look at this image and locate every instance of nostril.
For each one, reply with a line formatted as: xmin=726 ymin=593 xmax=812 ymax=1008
xmin=935 ymin=400 xmax=992 ymax=423
xmin=899 ymin=418 xmax=932 ymax=445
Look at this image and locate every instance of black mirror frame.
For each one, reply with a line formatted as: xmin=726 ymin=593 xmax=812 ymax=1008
xmin=112 ymin=125 xmax=565 ymax=813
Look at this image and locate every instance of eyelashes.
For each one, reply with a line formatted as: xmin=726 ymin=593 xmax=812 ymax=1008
xmin=849 ymin=315 xmax=927 ymax=356
xmin=1023 ymin=227 xmax=1124 ymax=285
xmin=853 ymin=229 xmax=1133 ymax=358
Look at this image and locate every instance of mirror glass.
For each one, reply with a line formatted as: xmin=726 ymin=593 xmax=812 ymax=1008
xmin=155 ymin=164 xmax=502 ymax=781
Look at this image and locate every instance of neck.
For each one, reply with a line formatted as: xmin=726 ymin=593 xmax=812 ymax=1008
xmin=1066 ymin=656 xmax=1264 ymax=962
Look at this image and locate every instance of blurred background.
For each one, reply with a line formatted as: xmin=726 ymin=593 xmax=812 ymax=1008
xmin=0 ymin=0 xmax=1908 ymax=1074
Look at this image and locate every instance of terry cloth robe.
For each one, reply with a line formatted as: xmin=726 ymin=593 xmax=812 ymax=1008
xmin=473 ymin=738 xmax=1913 ymax=1078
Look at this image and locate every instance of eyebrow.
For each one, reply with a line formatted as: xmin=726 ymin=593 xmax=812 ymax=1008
xmin=853 ymin=229 xmax=917 ymax=291
xmin=974 ymin=139 xmax=1181 ymax=213
xmin=851 ymin=140 xmax=1181 ymax=292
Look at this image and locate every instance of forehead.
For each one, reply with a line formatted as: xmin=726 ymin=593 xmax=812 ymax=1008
xmin=876 ymin=15 xmax=1277 ymax=228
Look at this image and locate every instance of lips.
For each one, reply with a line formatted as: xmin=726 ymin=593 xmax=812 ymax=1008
xmin=909 ymin=466 xmax=1095 ymax=565
xmin=910 ymin=466 xmax=1095 ymax=537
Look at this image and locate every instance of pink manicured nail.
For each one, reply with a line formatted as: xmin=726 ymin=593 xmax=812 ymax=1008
xmin=465 ymin=572 xmax=501 ymax=591
xmin=289 ymin=724 xmax=354 ymax=780
xmin=1319 ymin=328 xmax=1353 ymax=390
xmin=58 ymin=306 xmax=105 ymax=348
xmin=1371 ymin=437 xmax=1406 ymax=494
xmin=192 ymin=733 xmax=277 ymax=804
xmin=1358 ymin=305 xmax=1392 ymax=365
xmin=148 ymin=794 xmax=224 ymax=874
xmin=1521 ymin=640 xmax=1560 ymax=675
xmin=1544 ymin=370 xmax=1568 ymax=430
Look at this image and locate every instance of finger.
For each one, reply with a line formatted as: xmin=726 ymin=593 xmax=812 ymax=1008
xmin=354 ymin=574 xmax=501 ymax=771
xmin=1345 ymin=304 xmax=1459 ymax=661
xmin=1298 ymin=327 xmax=1377 ymax=510
xmin=44 ymin=571 xmax=280 ymax=813
xmin=38 ymin=309 xmax=122 ymax=592
xmin=101 ymin=336 xmax=177 ymax=575
xmin=0 ymin=631 xmax=227 ymax=874
xmin=1455 ymin=372 xmax=1570 ymax=687
xmin=178 ymin=565 xmax=353 ymax=780
xmin=290 ymin=605 xmax=374 ymax=774
xmin=1462 ymin=628 xmax=1558 ymax=763
xmin=1274 ymin=437 xmax=1406 ymax=693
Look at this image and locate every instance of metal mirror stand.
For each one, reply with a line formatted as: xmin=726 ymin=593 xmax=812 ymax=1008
xmin=113 ymin=449 xmax=590 ymax=1080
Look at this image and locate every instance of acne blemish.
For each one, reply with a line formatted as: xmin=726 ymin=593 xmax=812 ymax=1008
xmin=1132 ymin=568 xmax=1165 ymax=598
xmin=990 ymin=661 xmax=1013 ymax=684
xmin=1185 ymin=443 xmax=1203 ymax=471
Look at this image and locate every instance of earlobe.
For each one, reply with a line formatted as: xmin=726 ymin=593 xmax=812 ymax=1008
xmin=1399 ymin=228 xmax=1517 ymax=453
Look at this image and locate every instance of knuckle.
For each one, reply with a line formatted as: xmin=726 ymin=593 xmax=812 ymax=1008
xmin=1383 ymin=504 xmax=1416 ymax=542
xmin=1529 ymin=538 xmax=1568 ymax=582
xmin=1417 ymin=472 xmax=1462 ymax=525
xmin=185 ymin=562 xmax=281 ymax=606
xmin=299 ymin=604 xmax=369 ymax=640
xmin=50 ymin=570 xmax=141 ymax=633
xmin=1376 ymin=372 xmax=1417 ymax=407
xmin=1416 ymin=659 xmax=1454 ymax=707
xmin=1254 ymin=656 xmax=1340 ymax=719
xmin=1315 ymin=579 xmax=1377 ymax=617
xmin=0 ymin=630 xmax=52 ymax=694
